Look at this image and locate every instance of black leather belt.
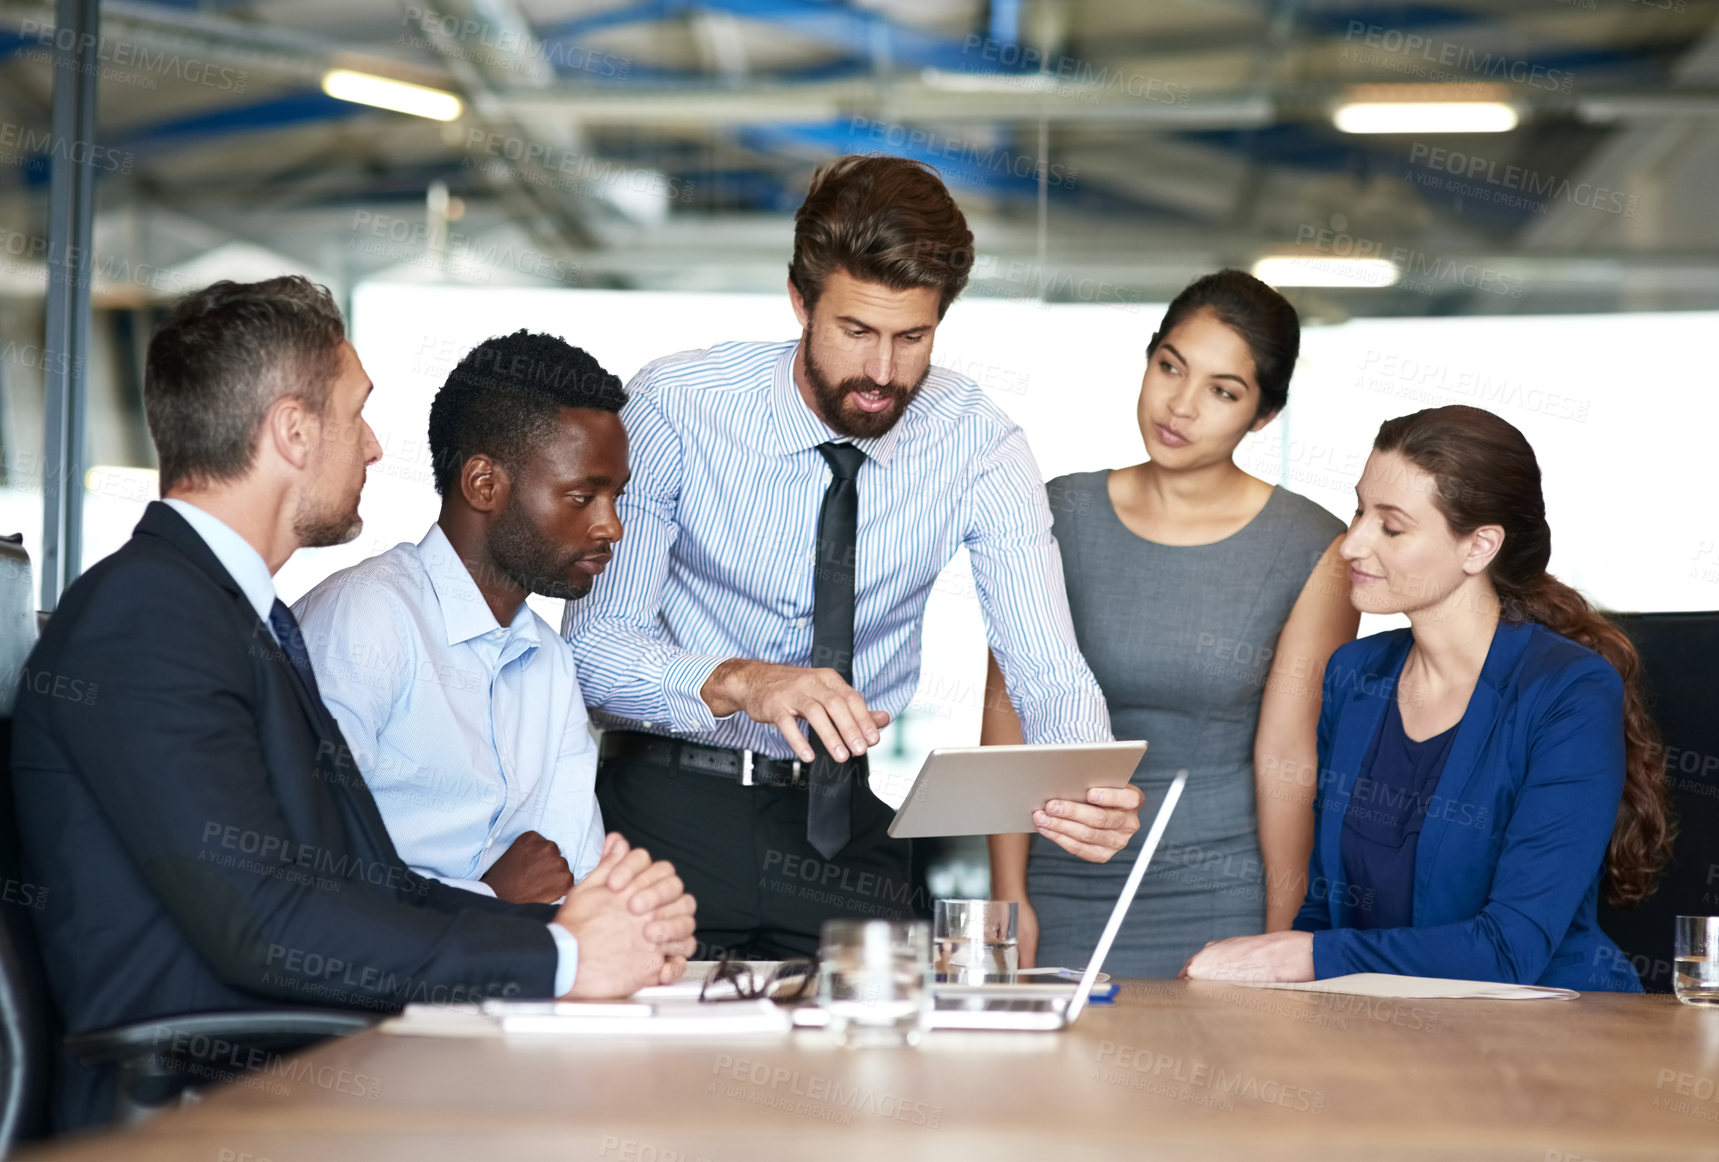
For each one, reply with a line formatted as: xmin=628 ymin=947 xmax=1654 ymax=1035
xmin=599 ymin=730 xmax=819 ymax=788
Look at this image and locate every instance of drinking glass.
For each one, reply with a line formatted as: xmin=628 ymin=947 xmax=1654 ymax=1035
xmin=817 ymin=919 xmax=931 ymax=1047
xmin=933 ymin=899 xmax=1019 ymax=983
xmin=1674 ymin=916 xmax=1719 ymax=1006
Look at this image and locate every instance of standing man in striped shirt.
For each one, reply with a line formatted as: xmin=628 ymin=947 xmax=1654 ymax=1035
xmin=565 ymin=154 xmax=1141 ymax=958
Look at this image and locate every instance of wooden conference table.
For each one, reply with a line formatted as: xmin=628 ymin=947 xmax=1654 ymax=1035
xmin=27 ymin=981 xmax=1719 ymax=1162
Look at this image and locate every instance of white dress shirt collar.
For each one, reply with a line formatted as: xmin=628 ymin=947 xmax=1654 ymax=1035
xmin=162 ymin=498 xmax=277 ymax=626
xmin=416 ymin=521 xmax=541 ymax=656
xmin=770 ymin=342 xmax=907 ymax=468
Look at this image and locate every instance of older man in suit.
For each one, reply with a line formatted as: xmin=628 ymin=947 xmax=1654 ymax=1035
xmin=11 ymin=277 xmax=696 ymax=1131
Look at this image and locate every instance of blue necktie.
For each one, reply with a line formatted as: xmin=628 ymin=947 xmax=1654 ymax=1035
xmin=269 ymin=598 xmax=322 ymax=700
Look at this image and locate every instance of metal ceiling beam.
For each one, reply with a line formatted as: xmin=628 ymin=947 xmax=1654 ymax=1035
xmin=1519 ymin=20 xmax=1719 ymax=259
xmin=0 ymin=0 xmax=456 ymax=88
xmin=540 ymin=0 xmax=989 ymax=73
xmin=493 ymin=77 xmax=1719 ymax=127
xmin=500 ymin=213 xmax=1719 ymax=282
xmin=503 ymin=77 xmax=1276 ymax=126
xmin=409 ymin=0 xmax=607 ymax=252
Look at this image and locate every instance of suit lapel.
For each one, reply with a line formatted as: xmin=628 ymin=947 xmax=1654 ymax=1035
xmin=246 ymin=615 xmax=337 ymax=734
xmin=1322 ymin=633 xmax=1411 ymax=928
xmin=1410 ymin=620 xmax=1531 ymax=917
xmin=256 ymin=617 xmax=404 ymax=864
xmin=140 ymin=503 xmax=402 ymax=864
xmin=138 ymin=503 xmax=334 ymax=734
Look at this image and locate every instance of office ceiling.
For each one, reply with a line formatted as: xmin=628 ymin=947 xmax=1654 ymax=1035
xmin=1 ymin=0 xmax=1718 ymax=315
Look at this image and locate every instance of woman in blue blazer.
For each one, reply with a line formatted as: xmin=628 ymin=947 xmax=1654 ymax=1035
xmin=1182 ymin=405 xmax=1672 ymax=990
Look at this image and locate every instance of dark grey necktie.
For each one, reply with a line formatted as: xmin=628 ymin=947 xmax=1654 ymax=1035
xmin=807 ymin=441 xmax=866 ymax=860
xmin=269 ymin=598 xmax=322 ymax=700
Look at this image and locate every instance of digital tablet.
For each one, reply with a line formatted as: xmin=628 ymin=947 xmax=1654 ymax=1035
xmin=885 ymin=741 xmax=1147 ymax=839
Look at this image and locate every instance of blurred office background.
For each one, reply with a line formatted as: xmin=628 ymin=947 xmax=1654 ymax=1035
xmin=3 ymin=0 xmax=1718 ymax=894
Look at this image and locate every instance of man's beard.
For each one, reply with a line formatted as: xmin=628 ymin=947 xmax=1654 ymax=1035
xmin=487 ymin=498 xmax=598 ymax=601
xmin=803 ymin=329 xmax=928 ymax=440
xmin=293 ymin=483 xmax=363 ymax=549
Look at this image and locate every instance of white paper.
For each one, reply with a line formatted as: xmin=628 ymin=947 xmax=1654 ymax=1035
xmin=1228 ymin=972 xmax=1578 ymax=1000
xmin=380 ymin=996 xmax=793 ymax=1037
xmin=380 ymin=1004 xmax=499 ymax=1037
xmin=497 ymin=997 xmax=793 ymax=1036
xmin=631 ymin=959 xmax=782 ymax=1002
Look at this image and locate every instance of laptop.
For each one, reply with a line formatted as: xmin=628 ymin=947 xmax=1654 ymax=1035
xmin=923 ymin=767 xmax=1189 ymax=1032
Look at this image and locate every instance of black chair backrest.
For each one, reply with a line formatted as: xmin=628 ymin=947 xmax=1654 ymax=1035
xmin=0 ymin=534 xmax=52 ymax=1155
xmin=0 ymin=537 xmax=29 ymax=720
xmin=1598 ymin=612 xmax=1719 ymax=993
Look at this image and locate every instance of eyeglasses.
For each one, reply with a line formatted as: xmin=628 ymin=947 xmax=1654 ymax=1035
xmin=698 ymin=955 xmax=818 ymax=1004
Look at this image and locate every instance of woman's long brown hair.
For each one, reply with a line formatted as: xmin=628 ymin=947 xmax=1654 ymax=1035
xmin=1374 ymin=405 xmax=1673 ymax=907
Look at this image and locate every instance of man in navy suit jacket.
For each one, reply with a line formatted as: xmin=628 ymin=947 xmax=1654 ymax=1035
xmin=11 ymin=277 xmax=696 ymax=1130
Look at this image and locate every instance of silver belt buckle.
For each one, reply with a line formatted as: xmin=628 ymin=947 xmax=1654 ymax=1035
xmin=740 ymin=751 xmax=805 ymax=787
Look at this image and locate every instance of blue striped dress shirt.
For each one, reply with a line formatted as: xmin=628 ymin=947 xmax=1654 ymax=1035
xmin=563 ymin=339 xmax=1112 ymax=753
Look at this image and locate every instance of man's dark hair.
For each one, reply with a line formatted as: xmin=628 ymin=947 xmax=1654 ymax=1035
xmin=144 ymin=276 xmax=347 ymax=492
xmin=788 ymin=154 xmax=974 ymax=320
xmin=428 ymin=330 xmax=628 ymax=497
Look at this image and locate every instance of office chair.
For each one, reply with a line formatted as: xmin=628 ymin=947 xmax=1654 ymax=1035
xmin=0 ymin=537 xmax=51 ymax=1154
xmin=1598 ymin=611 xmax=1719 ymax=994
xmin=0 ymin=536 xmax=372 ymax=1155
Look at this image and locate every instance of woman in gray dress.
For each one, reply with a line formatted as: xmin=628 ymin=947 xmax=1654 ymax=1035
xmin=984 ymin=270 xmax=1358 ymax=977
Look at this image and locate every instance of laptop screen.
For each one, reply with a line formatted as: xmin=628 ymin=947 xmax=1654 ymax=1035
xmin=1063 ymin=768 xmax=1189 ymax=1022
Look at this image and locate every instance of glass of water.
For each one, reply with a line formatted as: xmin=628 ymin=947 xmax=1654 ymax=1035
xmin=818 ymin=919 xmax=931 ymax=1047
xmin=1675 ymin=916 xmax=1719 ymax=1006
xmin=934 ymin=899 xmax=1019 ymax=983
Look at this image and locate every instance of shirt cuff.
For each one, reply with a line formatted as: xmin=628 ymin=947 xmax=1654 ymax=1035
xmin=661 ymin=653 xmax=736 ymax=731
xmin=1310 ymin=929 xmax=1347 ymax=981
xmin=548 ymin=923 xmax=580 ymax=997
xmin=423 ymin=871 xmax=496 ymax=898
